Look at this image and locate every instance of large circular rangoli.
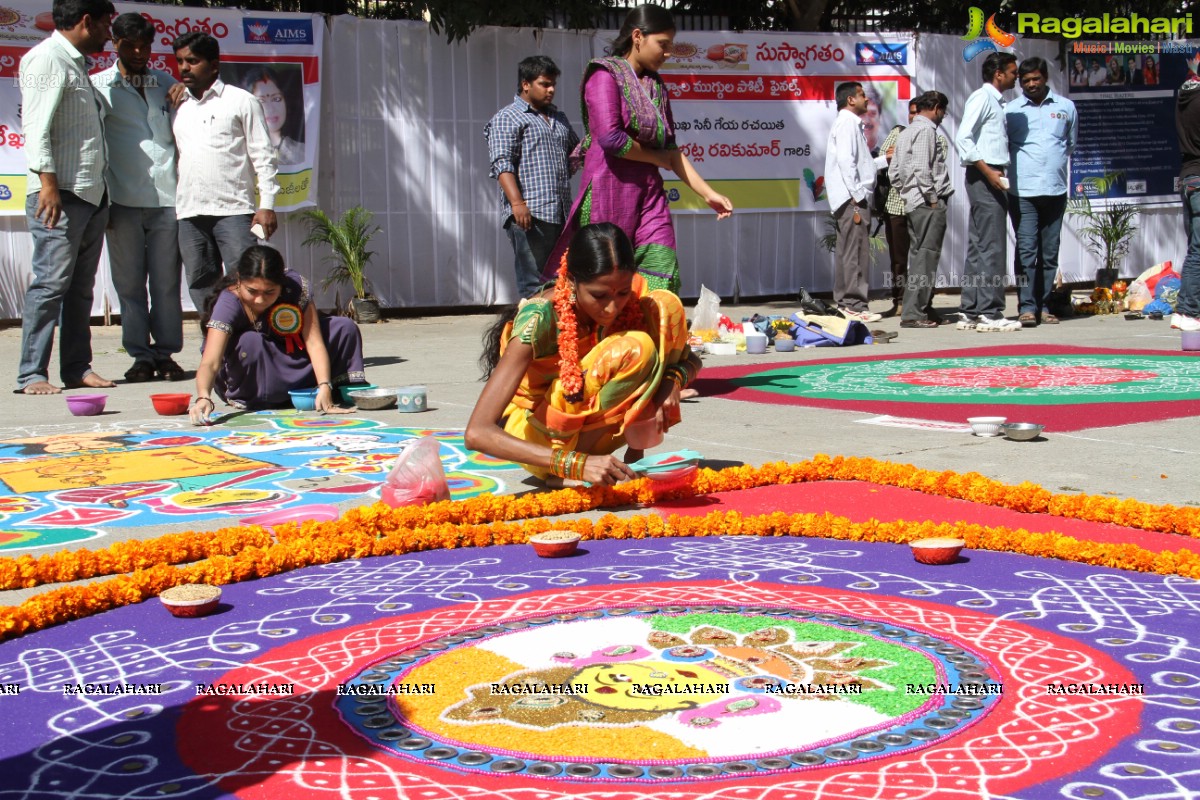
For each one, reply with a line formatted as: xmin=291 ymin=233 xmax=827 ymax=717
xmin=336 ymin=605 xmax=1000 ymax=781
xmin=740 ymin=355 xmax=1198 ymax=405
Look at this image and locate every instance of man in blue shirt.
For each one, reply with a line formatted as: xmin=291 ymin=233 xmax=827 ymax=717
xmin=954 ymin=51 xmax=1020 ymax=332
xmin=485 ymin=56 xmax=579 ymax=299
xmin=1006 ymin=57 xmax=1077 ymax=327
xmin=92 ymin=12 xmax=185 ymax=382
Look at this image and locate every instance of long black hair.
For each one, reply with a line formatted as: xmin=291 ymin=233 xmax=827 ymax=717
xmin=199 ymin=245 xmax=287 ymax=334
xmin=479 ymin=223 xmax=637 ymax=379
xmin=607 ymin=4 xmax=676 ymax=58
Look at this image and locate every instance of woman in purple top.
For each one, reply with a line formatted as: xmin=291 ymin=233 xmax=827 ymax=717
xmin=544 ymin=4 xmax=732 ymax=295
xmin=188 ymin=246 xmax=366 ymax=424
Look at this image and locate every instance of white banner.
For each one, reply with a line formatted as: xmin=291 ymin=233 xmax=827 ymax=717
xmin=0 ymin=0 xmax=322 ymax=215
xmin=637 ymin=31 xmax=916 ymax=212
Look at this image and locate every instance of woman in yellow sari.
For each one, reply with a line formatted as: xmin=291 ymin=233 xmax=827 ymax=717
xmin=467 ymin=223 xmax=700 ymax=485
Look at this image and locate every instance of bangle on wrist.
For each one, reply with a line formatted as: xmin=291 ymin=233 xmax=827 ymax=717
xmin=317 ymin=381 xmax=332 ymax=389
xmin=193 ymin=396 xmax=212 ymax=405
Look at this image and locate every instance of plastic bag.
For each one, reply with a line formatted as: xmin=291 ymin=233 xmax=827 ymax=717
xmin=1126 ymin=280 xmax=1152 ymax=311
xmin=691 ymin=284 xmax=723 ymax=336
xmin=381 ymin=436 xmax=451 ymax=507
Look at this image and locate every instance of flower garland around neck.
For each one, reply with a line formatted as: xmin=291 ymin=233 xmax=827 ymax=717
xmin=553 ymin=252 xmax=644 ymax=404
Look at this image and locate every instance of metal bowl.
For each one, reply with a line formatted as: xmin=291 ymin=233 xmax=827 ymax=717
xmin=1000 ymin=422 xmax=1044 ymax=441
xmin=348 ymin=388 xmax=398 ymax=410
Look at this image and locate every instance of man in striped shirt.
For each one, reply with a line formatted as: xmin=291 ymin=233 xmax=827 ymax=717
xmin=889 ymin=91 xmax=952 ymax=329
xmin=16 ymin=0 xmax=116 ymax=395
xmin=485 ymin=56 xmax=579 ymax=299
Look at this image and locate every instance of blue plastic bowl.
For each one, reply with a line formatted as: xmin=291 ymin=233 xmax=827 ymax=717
xmin=289 ymin=388 xmax=319 ymax=411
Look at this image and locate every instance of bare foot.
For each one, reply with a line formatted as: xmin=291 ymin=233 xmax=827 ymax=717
xmin=16 ymin=380 xmax=61 ymax=395
xmin=66 ymin=372 xmax=117 ymax=389
xmin=680 ymin=388 xmax=699 ymax=400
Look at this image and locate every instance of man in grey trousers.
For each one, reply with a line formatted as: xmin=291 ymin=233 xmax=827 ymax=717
xmin=889 ymin=91 xmax=952 ymax=328
xmin=954 ymin=51 xmax=1021 ymax=332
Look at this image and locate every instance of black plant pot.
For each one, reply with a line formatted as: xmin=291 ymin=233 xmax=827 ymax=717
xmin=349 ymin=297 xmax=381 ymax=324
xmin=1095 ymin=268 xmax=1118 ymax=289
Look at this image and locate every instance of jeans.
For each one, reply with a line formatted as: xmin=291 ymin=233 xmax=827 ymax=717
xmin=18 ymin=190 xmax=109 ymax=389
xmin=178 ymin=214 xmax=257 ymax=311
xmin=1178 ymin=175 xmax=1200 ymax=317
xmin=107 ymin=204 xmax=183 ymax=364
xmin=1009 ymin=194 xmax=1067 ymax=315
xmin=505 ymin=216 xmax=562 ymax=298
xmin=834 ymin=198 xmax=871 ymax=312
xmin=961 ymin=166 xmax=1009 ymax=319
xmin=902 ymin=203 xmax=948 ymax=322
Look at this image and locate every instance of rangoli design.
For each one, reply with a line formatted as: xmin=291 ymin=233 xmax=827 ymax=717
xmin=0 ymin=418 xmax=520 ymax=548
xmin=2 ymin=536 xmax=1182 ymax=800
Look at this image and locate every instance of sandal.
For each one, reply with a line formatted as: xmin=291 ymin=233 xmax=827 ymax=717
xmin=124 ymin=360 xmax=156 ymax=383
xmin=1018 ymin=312 xmax=1037 ymax=328
xmin=1039 ymin=312 xmax=1060 ymax=325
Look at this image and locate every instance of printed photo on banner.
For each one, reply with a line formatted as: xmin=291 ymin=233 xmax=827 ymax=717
xmin=221 ymin=61 xmax=306 ymax=166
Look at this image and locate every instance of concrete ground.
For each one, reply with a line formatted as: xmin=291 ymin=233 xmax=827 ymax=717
xmin=1 ymin=294 xmax=1197 ymax=602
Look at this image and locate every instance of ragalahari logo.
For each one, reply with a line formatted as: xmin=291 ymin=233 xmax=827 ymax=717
xmin=962 ymin=7 xmax=1016 ymax=62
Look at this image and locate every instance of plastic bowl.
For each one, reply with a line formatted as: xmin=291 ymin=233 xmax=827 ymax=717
xmin=705 ymin=342 xmax=736 ymax=356
xmin=1000 ymin=422 xmax=1045 ymax=441
xmin=240 ymin=504 xmax=340 ymax=531
xmin=289 ymin=388 xmax=319 ymax=411
xmin=1182 ymin=330 xmax=1200 ymax=351
xmin=910 ymin=537 xmax=966 ymax=565
xmin=349 ymin=388 xmax=398 ymax=410
xmin=66 ymin=394 xmax=107 ymax=416
xmin=396 ymin=385 xmax=428 ymax=413
xmin=159 ymin=584 xmax=222 ymax=617
xmin=966 ymin=416 xmax=1006 ymax=437
xmin=625 ymin=417 xmax=664 ymax=449
xmin=150 ymin=393 xmax=191 ymax=416
xmin=339 ymin=383 xmax=377 ymax=404
xmin=529 ymin=530 xmax=582 ymax=558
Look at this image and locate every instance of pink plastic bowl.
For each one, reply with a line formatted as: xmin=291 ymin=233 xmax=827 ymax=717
xmin=240 ymin=504 xmax=340 ymax=531
xmin=625 ymin=417 xmax=664 ymax=449
xmin=66 ymin=394 xmax=107 ymax=416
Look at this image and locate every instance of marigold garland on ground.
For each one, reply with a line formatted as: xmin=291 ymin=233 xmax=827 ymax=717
xmin=3 ymin=456 xmax=1200 ymax=594
xmin=3 ymin=503 xmax=1200 ymax=641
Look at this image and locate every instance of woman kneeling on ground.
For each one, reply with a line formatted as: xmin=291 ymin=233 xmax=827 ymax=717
xmin=189 ymin=245 xmax=367 ymax=425
xmin=466 ymin=223 xmax=701 ymax=485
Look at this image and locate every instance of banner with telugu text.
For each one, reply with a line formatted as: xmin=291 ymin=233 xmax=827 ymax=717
xmin=605 ymin=31 xmax=916 ymax=213
xmin=0 ymin=0 xmax=322 ymax=215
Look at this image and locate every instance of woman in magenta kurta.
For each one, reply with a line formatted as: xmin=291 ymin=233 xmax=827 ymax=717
xmin=544 ymin=4 xmax=732 ymax=295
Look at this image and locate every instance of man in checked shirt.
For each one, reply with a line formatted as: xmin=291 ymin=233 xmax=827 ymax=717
xmin=485 ymin=56 xmax=580 ymax=299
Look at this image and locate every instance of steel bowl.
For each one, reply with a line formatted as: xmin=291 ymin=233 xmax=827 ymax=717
xmin=1000 ymin=422 xmax=1045 ymax=441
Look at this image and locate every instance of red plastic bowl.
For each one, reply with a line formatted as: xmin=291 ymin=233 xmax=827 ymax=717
xmin=910 ymin=537 xmax=966 ymax=565
xmin=159 ymin=584 xmax=222 ymax=617
xmin=150 ymin=393 xmax=191 ymax=416
xmin=529 ymin=531 xmax=581 ymax=558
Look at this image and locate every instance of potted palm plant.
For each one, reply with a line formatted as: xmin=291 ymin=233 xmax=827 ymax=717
xmin=1067 ymin=172 xmax=1140 ymax=288
xmin=299 ymin=205 xmax=383 ymax=323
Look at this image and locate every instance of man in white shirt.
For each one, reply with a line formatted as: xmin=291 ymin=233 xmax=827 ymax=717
xmin=824 ymin=82 xmax=888 ymax=323
xmin=954 ymin=51 xmax=1020 ymax=332
xmin=171 ymin=32 xmax=279 ymax=311
xmin=16 ymin=0 xmax=116 ymax=395
xmin=93 ymin=12 xmax=184 ymax=383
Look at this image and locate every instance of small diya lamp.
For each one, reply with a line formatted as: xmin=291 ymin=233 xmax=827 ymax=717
xmin=529 ymin=530 xmax=582 ymax=558
xmin=159 ymin=583 xmax=222 ymax=617
xmin=909 ymin=537 xmax=966 ymax=565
